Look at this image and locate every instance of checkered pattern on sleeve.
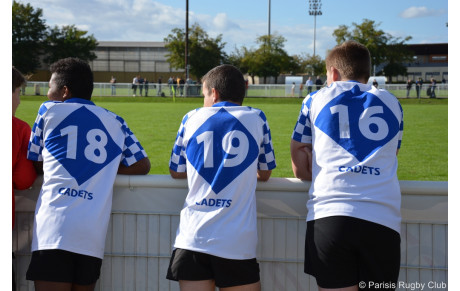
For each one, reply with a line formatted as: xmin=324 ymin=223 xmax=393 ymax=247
xmin=257 ymin=110 xmax=276 ymax=171
xmin=27 ymin=101 xmax=59 ymax=161
xmin=291 ymin=96 xmax=313 ymax=144
xmin=112 ymin=113 xmax=148 ymax=166
xmin=169 ymin=110 xmax=197 ymax=172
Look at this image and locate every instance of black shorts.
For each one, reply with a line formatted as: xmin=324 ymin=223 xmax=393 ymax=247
xmin=26 ymin=249 xmax=102 ymax=285
xmin=305 ymin=216 xmax=400 ymax=290
xmin=166 ymin=248 xmax=260 ymax=288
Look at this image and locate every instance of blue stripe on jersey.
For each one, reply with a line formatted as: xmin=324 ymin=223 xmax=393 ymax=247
xmin=259 ymin=110 xmax=267 ymax=122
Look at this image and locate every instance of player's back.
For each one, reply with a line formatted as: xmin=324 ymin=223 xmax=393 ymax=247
xmin=28 ymin=98 xmax=146 ymax=258
xmin=171 ymin=101 xmax=276 ymax=259
xmin=306 ymin=81 xmax=404 ymax=233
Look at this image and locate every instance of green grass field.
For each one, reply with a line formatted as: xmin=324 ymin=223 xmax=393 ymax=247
xmin=16 ymin=96 xmax=448 ymax=181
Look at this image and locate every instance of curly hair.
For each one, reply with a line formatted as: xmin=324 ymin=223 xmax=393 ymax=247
xmin=50 ymin=57 xmax=94 ymax=100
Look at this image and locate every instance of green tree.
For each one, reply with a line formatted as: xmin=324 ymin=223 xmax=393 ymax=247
xmin=44 ymin=25 xmax=98 ymax=65
xmin=332 ymin=19 xmax=413 ymax=82
xmin=164 ymin=23 xmax=227 ymax=79
xmin=382 ymin=41 xmax=413 ymax=83
xmin=12 ymin=0 xmax=47 ymax=74
xmin=293 ymin=53 xmax=326 ymax=76
xmin=228 ymin=46 xmax=256 ymax=83
xmin=250 ymin=34 xmax=294 ymax=83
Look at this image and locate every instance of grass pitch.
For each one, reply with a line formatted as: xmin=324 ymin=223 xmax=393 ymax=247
xmin=16 ymin=96 xmax=448 ymax=181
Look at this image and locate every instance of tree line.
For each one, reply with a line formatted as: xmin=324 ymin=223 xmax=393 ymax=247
xmin=166 ymin=19 xmax=413 ymax=82
xmin=13 ymin=1 xmax=413 ymax=82
xmin=12 ymin=1 xmax=97 ymax=75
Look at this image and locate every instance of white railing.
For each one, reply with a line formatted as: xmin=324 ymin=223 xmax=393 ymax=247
xmin=21 ymin=82 xmax=448 ymax=99
xmin=13 ymin=176 xmax=448 ymax=291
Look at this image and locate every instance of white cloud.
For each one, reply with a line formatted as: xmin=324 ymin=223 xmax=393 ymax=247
xmin=212 ymin=13 xmax=240 ymax=30
xmin=400 ymin=6 xmax=445 ymax=19
xmin=18 ymin=0 xmax=445 ymax=59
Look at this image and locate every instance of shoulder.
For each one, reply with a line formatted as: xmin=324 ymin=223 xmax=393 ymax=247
xmin=97 ymin=106 xmax=127 ymax=125
xmin=248 ymin=106 xmax=268 ymax=122
xmin=180 ymin=108 xmax=201 ymax=125
xmin=367 ymin=86 xmax=402 ymax=110
xmin=37 ymin=100 xmax=60 ymax=116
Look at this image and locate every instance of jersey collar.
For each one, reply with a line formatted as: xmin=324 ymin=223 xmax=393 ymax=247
xmin=212 ymin=101 xmax=240 ymax=107
xmin=64 ymin=98 xmax=95 ymax=106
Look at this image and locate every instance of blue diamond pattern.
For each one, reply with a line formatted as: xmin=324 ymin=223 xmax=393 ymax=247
xmin=45 ymin=106 xmax=122 ymax=185
xmin=187 ymin=108 xmax=259 ymax=194
xmin=315 ymin=86 xmax=400 ymax=162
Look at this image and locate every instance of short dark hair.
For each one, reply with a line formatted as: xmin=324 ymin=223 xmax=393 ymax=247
xmin=50 ymin=57 xmax=94 ymax=100
xmin=201 ymin=64 xmax=245 ymax=104
xmin=326 ymin=40 xmax=371 ymax=82
xmin=12 ymin=66 xmax=26 ymax=92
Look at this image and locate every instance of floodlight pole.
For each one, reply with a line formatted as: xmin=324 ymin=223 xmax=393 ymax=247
xmin=268 ymin=0 xmax=271 ymax=37
xmin=308 ymin=0 xmax=322 ymax=58
xmin=185 ymin=0 xmax=189 ymax=79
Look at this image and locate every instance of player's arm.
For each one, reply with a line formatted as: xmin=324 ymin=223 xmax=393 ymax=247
xmin=290 ymin=139 xmax=312 ymax=181
xmin=169 ymin=168 xmax=187 ymax=179
xmin=13 ymin=156 xmax=37 ymax=190
xmin=257 ymin=170 xmax=271 ymax=181
xmin=32 ymin=161 xmax=43 ymax=175
xmin=117 ymin=157 xmax=151 ymax=175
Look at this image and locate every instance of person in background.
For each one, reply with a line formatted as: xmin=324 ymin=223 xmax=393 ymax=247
xmin=291 ymin=41 xmax=403 ymax=291
xmin=305 ymin=77 xmax=313 ymax=95
xmin=315 ymin=76 xmax=323 ymax=90
xmin=110 ymin=75 xmax=116 ymax=96
xmin=415 ymin=77 xmax=423 ymax=98
xmin=291 ymin=82 xmax=296 ymax=97
xmin=406 ymin=79 xmax=413 ymax=98
xmin=157 ymin=76 xmax=163 ymax=96
xmin=430 ymin=78 xmax=437 ymax=98
xmin=132 ymin=75 xmax=139 ymax=96
xmin=13 ymin=66 xmax=38 ymax=291
xmin=144 ymin=78 xmax=149 ymax=97
xmin=372 ymin=78 xmax=379 ymax=88
xmin=179 ymin=77 xmax=185 ymax=96
xmin=25 ymin=57 xmax=150 ymax=291
xmin=138 ymin=76 xmax=144 ymax=96
xmin=166 ymin=64 xmax=276 ymax=291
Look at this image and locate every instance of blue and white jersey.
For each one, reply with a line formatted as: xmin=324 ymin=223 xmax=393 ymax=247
xmin=169 ymin=101 xmax=276 ymax=259
xmin=27 ymin=98 xmax=147 ymax=259
xmin=292 ymin=81 xmax=404 ymax=233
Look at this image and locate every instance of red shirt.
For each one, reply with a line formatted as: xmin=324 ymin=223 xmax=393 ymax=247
xmin=12 ymin=116 xmax=36 ymax=228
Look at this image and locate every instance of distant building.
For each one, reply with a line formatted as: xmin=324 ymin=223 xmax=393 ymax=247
xmin=89 ymin=41 xmax=184 ymax=82
xmin=29 ymin=41 xmax=185 ymax=82
xmin=29 ymin=42 xmax=447 ymax=84
xmin=397 ymin=43 xmax=448 ymax=83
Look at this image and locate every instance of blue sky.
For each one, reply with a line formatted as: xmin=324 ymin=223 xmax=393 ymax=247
xmin=10 ymin=0 xmax=449 ymax=59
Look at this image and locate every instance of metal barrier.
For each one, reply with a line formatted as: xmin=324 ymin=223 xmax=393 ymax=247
xmin=21 ymin=82 xmax=448 ymax=98
xmin=13 ymin=175 xmax=448 ymax=291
